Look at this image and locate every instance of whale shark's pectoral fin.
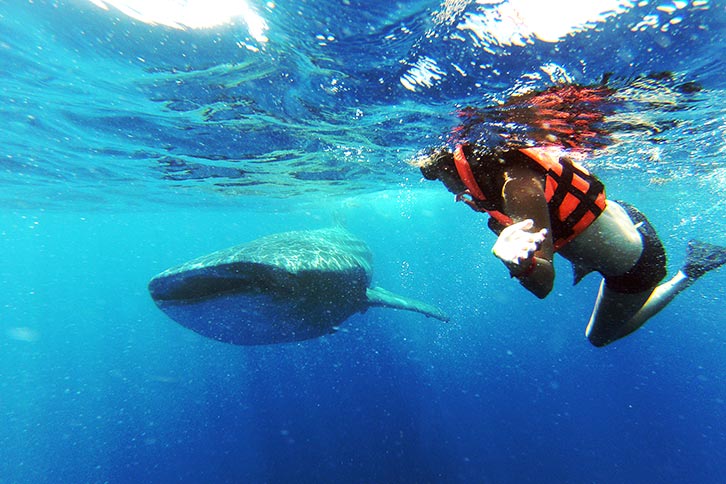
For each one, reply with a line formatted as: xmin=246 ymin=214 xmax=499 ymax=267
xmin=365 ymin=286 xmax=450 ymax=322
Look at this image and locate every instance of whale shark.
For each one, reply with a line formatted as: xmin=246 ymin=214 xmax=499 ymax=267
xmin=148 ymin=228 xmax=449 ymax=345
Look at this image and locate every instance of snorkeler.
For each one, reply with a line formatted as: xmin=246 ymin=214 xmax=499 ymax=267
xmin=418 ymin=82 xmax=726 ymax=347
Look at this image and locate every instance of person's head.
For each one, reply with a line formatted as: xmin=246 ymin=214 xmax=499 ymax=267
xmin=416 ymin=147 xmax=467 ymax=195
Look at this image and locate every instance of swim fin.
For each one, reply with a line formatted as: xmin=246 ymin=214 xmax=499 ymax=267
xmin=682 ymin=239 xmax=726 ymax=281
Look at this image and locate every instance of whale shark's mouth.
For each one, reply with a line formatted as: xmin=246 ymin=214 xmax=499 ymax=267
xmin=150 ymin=275 xmax=253 ymax=302
xmin=148 ymin=263 xmax=286 ymax=303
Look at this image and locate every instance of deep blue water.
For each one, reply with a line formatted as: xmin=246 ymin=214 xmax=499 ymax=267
xmin=2 ymin=1 xmax=726 ymax=483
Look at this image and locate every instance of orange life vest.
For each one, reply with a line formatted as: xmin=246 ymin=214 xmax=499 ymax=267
xmin=453 ymin=144 xmax=607 ymax=251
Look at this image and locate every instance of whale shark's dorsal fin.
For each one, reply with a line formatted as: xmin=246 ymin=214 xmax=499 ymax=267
xmin=365 ymin=286 xmax=449 ymax=322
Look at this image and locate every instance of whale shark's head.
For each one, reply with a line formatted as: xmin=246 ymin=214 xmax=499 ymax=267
xmin=148 ymin=242 xmax=370 ymax=345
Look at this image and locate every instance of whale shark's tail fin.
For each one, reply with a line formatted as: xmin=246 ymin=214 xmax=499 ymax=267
xmin=683 ymin=240 xmax=726 ymax=281
xmin=366 ymin=286 xmax=450 ymax=322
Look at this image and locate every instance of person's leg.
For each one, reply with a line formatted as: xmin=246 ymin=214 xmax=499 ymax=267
xmin=586 ymin=240 xmax=726 ymax=347
xmin=585 ymin=271 xmax=690 ymax=347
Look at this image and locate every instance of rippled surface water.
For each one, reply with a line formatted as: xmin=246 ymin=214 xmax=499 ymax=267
xmin=2 ymin=0 xmax=725 ymax=209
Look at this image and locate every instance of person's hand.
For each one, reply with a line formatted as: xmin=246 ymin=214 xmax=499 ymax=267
xmin=492 ymin=219 xmax=547 ymax=276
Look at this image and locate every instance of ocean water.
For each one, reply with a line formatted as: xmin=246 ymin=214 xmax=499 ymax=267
xmin=2 ymin=1 xmax=726 ymax=483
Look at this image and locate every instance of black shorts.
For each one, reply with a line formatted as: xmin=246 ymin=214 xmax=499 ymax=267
xmin=604 ymin=201 xmax=667 ymax=294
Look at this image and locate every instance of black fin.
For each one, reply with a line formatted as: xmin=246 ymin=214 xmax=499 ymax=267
xmin=683 ymin=240 xmax=726 ymax=281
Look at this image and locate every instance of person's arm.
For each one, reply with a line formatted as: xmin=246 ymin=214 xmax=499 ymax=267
xmin=491 ymin=164 xmax=555 ymax=298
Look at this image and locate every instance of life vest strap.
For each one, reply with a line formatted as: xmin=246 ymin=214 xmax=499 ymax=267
xmin=453 ymin=144 xmax=486 ymax=201
xmin=453 ymin=144 xmax=513 ymax=226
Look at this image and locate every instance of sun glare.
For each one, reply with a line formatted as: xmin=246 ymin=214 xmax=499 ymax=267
xmin=87 ymin=0 xmax=269 ymax=41
xmin=459 ymin=0 xmax=635 ymax=46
